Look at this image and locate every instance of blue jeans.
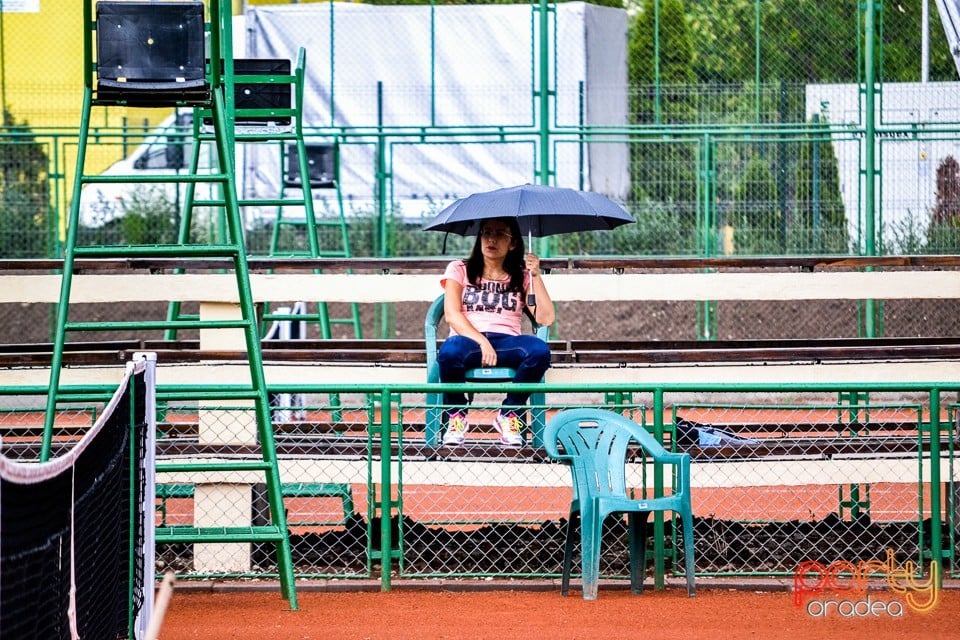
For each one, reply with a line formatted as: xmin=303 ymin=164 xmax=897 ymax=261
xmin=437 ymin=332 xmax=551 ymax=411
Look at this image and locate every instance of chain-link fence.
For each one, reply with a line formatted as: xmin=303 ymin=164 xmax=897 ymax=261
xmin=154 ymin=397 xmax=376 ymax=578
xmin=1 ymin=380 xmax=952 ymax=583
xmin=135 ymin=382 xmax=959 ymax=584
xmin=1 ymin=1 xmax=959 ymax=260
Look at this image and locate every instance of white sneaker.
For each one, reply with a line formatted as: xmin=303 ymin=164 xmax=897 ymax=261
xmin=493 ymin=411 xmax=524 ymax=447
xmin=442 ymin=413 xmax=469 ymax=446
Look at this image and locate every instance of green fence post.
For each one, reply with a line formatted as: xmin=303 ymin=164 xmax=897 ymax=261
xmin=380 ymin=387 xmax=394 ymax=591
xmin=928 ymin=389 xmax=944 ymax=586
xmin=652 ymin=387 xmax=666 ymax=589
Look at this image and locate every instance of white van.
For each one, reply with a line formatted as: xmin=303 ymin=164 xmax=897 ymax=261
xmin=75 ymin=110 xmax=333 ymax=230
xmin=77 ymin=110 xmax=227 ymax=228
xmin=76 ymin=110 xmax=442 ymax=230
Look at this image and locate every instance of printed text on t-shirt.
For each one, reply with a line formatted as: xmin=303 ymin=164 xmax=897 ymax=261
xmin=463 ymin=281 xmax=519 ymax=315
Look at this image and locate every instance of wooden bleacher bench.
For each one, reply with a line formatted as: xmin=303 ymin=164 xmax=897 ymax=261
xmin=1 ymin=256 xmax=956 ymax=490
xmin=2 ymin=336 xmax=959 ymax=367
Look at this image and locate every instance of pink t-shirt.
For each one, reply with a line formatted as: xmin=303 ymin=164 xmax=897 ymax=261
xmin=441 ymin=260 xmax=531 ymax=336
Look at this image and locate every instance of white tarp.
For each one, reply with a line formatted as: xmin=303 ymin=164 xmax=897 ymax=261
xmin=241 ymin=2 xmax=628 ymax=220
xmin=806 ymin=82 xmax=960 ymax=248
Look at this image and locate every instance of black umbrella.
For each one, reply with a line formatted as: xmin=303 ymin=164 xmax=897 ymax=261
xmin=423 ymin=184 xmax=633 ymax=242
xmin=424 ymin=184 xmax=633 ymax=305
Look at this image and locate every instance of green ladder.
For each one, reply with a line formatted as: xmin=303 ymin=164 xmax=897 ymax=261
xmin=45 ymin=0 xmax=297 ymax=609
xmin=269 ymin=136 xmax=362 ymax=339
xmin=166 ymin=47 xmax=362 ymax=340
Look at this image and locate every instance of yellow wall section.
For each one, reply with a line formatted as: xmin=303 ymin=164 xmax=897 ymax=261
xmin=0 ymin=0 xmax=335 ymax=200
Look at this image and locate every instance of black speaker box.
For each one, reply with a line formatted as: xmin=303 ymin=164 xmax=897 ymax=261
xmin=284 ymin=143 xmax=336 ymax=189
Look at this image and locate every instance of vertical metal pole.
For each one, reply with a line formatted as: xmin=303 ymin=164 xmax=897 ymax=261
xmin=375 ymin=82 xmax=394 ymax=337
xmin=778 ymin=80 xmax=788 ymax=252
xmin=863 ymin=0 xmax=878 ymax=336
xmin=754 ymin=0 xmax=761 ymax=123
xmin=812 ymin=115 xmax=822 ymax=251
xmin=652 ymin=388 xmax=666 ymax=589
xmin=922 ymin=0 xmax=930 ymax=82
xmin=699 ymin=135 xmax=715 ymax=257
xmin=697 ymin=136 xmax=716 ymax=340
xmin=328 ymin=0 xmax=336 ymax=127
xmin=380 ymin=388 xmax=394 ymax=591
xmin=536 ymin=0 xmax=554 ymax=258
xmin=537 ymin=0 xmax=551 ymax=186
xmin=928 ymin=389 xmax=944 ymax=586
xmin=376 ymin=81 xmax=386 ymax=258
xmin=653 ymin=0 xmax=661 ymax=124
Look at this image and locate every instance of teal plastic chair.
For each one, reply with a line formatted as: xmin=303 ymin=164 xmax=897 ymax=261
xmin=544 ymin=408 xmax=696 ymax=600
xmin=424 ymin=294 xmax=549 ymax=448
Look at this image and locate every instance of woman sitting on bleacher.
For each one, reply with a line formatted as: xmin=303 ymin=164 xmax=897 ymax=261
xmin=438 ymin=217 xmax=555 ymax=447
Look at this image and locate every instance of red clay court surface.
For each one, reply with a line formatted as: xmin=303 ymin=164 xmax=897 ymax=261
xmin=152 ymin=404 xmax=954 ymax=638
xmin=160 ymin=582 xmax=960 ymax=640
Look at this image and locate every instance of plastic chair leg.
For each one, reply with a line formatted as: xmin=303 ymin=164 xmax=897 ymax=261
xmin=627 ymin=512 xmax=646 ymax=594
xmin=579 ymin=504 xmax=602 ymax=601
xmin=560 ymin=508 xmax=579 ymax=596
xmin=682 ymin=508 xmax=696 ymax=597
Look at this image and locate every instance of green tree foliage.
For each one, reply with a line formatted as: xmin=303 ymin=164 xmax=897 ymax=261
xmin=627 ymin=0 xmax=698 ymax=246
xmin=794 ymin=123 xmax=850 ymax=253
xmin=881 ymin=1 xmax=956 ymax=82
xmin=0 ymin=111 xmax=52 ymax=258
xmin=684 ymin=0 xmax=955 ymax=84
xmin=77 ymin=186 xmax=180 ymax=247
xmin=759 ymin=1 xmax=860 ymax=83
xmin=732 ymin=152 xmax=780 ymax=254
xmin=629 ymin=0 xmax=695 ymax=120
xmin=684 ymin=0 xmax=757 ymax=84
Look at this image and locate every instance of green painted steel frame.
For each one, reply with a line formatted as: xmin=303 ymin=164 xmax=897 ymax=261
xmin=42 ymin=0 xmax=299 ymax=610
xmin=8 ymin=377 xmax=957 ymax=587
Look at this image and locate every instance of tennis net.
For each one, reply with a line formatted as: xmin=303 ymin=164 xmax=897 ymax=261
xmin=0 ymin=353 xmax=156 ymax=640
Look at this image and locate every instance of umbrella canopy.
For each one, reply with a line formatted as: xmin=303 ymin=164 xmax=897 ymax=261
xmin=423 ymin=184 xmax=633 ymax=238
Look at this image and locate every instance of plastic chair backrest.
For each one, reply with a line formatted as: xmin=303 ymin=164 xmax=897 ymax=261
xmin=94 ymin=1 xmax=210 ymax=106
xmin=96 ymin=1 xmax=206 ymax=83
xmin=545 ymin=408 xmax=671 ymax=500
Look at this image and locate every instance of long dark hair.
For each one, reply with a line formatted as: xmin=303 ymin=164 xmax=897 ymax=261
xmin=464 ymin=217 xmax=525 ymax=292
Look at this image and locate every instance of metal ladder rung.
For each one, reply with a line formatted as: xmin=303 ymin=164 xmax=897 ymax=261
xmin=240 ymin=198 xmax=313 ymax=207
xmin=65 ymin=319 xmax=251 ymax=332
xmin=73 ymin=244 xmax=243 ymax=258
xmin=81 ymin=173 xmax=230 ymax=185
xmin=155 ymin=525 xmax=286 ymax=544
xmin=275 ymin=218 xmax=345 ymax=227
xmin=192 ymin=198 xmax=320 ymax=207
xmin=191 ymin=131 xmax=299 ymax=142
xmin=156 ymin=460 xmax=274 ymax=474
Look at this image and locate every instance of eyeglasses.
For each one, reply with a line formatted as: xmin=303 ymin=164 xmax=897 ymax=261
xmin=480 ymin=229 xmax=512 ymax=241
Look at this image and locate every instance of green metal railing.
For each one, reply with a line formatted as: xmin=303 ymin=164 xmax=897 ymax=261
xmin=5 ymin=377 xmax=956 ymax=589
